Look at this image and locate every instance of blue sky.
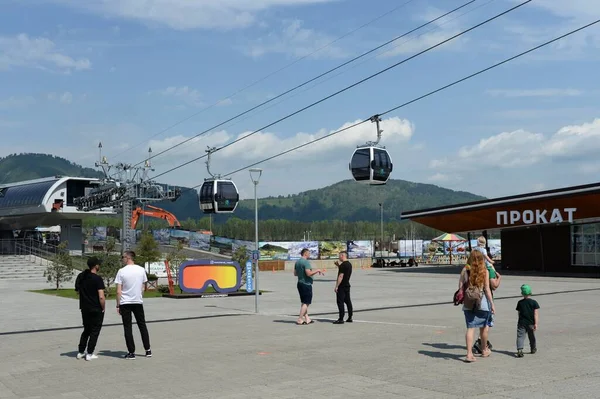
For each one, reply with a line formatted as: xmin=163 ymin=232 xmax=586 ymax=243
xmin=1 ymin=0 xmax=600 ymax=201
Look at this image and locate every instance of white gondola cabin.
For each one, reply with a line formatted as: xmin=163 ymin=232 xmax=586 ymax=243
xmin=349 ymin=146 xmax=393 ymax=185
xmin=199 ymin=179 xmax=239 ymax=214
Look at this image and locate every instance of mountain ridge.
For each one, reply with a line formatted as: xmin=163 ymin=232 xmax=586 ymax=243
xmin=0 ymin=153 xmax=486 ymax=222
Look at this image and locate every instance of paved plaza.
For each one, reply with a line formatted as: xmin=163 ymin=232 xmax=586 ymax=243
xmin=0 ymin=265 xmax=599 ymax=398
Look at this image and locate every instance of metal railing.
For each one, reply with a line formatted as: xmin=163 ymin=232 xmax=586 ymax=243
xmin=0 ymin=238 xmax=64 ymax=267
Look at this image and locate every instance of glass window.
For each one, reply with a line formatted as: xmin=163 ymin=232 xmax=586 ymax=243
xmin=350 ymin=148 xmax=371 ymax=181
xmin=372 ymin=149 xmax=392 ymax=182
xmin=571 ymin=222 xmax=600 ymax=266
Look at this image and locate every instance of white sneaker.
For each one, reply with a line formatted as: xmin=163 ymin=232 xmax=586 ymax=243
xmin=85 ymin=354 xmax=98 ymax=361
xmin=76 ymin=352 xmax=86 ymax=360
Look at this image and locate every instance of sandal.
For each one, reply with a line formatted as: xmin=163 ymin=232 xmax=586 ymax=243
xmin=464 ymin=357 xmax=477 ymax=363
xmin=481 ymin=349 xmax=492 ymax=357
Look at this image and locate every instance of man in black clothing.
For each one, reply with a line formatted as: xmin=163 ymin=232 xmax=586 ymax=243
xmin=74 ymin=256 xmax=106 ymax=361
xmin=333 ymin=251 xmax=353 ymax=324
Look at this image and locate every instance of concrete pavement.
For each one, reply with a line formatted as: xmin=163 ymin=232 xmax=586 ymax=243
xmin=0 ymin=265 xmax=598 ymax=398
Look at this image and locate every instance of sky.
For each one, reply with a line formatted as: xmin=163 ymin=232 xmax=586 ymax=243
xmin=1 ymin=0 xmax=600 ymax=201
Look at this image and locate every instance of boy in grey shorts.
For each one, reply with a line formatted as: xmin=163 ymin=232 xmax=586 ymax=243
xmin=515 ymin=284 xmax=540 ymax=357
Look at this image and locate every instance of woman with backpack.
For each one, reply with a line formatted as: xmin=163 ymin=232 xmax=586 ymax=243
xmin=458 ymin=250 xmax=496 ymax=362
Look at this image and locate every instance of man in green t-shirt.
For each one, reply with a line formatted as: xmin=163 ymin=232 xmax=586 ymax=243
xmin=294 ymin=248 xmax=324 ymax=325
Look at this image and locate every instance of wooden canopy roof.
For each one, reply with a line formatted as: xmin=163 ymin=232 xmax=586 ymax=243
xmin=401 ymin=182 xmax=600 ymax=233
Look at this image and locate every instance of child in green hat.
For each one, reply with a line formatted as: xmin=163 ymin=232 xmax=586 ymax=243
xmin=515 ymin=284 xmax=540 ymax=357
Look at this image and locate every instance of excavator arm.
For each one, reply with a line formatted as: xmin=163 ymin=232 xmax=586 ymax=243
xmin=131 ymin=205 xmax=182 ymax=229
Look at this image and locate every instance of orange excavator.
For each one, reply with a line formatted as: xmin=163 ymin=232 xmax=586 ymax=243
xmin=131 ymin=205 xmax=181 ymax=229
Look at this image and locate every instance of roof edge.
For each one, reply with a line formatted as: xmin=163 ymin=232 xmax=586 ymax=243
xmin=402 ymin=181 xmax=600 ymax=219
xmin=0 ymin=176 xmax=101 ymax=189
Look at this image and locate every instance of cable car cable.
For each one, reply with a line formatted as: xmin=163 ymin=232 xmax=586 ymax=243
xmin=132 ymin=0 xmax=483 ymax=168
xmin=149 ymin=0 xmax=530 ymax=181
xmin=110 ymin=0 xmax=420 ymax=161
xmin=212 ymin=18 xmax=600 ymax=182
xmin=115 ymin=0 xmax=422 ymax=162
xmin=221 ymin=0 xmax=495 ymax=134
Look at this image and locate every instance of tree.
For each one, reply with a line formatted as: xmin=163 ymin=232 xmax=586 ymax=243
xmin=135 ymin=231 xmax=162 ymax=269
xmin=232 ymin=245 xmax=250 ymax=286
xmin=97 ymin=237 xmax=121 ymax=295
xmin=44 ymin=241 xmax=74 ymax=290
xmin=165 ymin=240 xmax=187 ymax=292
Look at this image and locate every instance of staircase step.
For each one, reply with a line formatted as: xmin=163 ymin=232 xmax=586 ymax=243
xmin=0 ymin=255 xmax=51 ymax=279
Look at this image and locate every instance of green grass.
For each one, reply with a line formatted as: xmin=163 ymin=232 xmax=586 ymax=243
xmin=30 ymin=286 xmax=262 ymax=300
xmin=31 ymin=287 xmax=165 ymax=299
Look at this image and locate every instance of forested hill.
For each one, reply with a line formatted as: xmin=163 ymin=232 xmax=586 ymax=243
xmin=0 ymin=153 xmax=485 ymax=223
xmin=0 ymin=153 xmax=103 ymax=184
xmin=227 ymin=179 xmax=485 ymax=223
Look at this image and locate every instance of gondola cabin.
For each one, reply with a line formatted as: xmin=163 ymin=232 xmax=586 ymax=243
xmin=349 ymin=146 xmax=393 ymax=185
xmin=199 ymin=179 xmax=239 ymax=214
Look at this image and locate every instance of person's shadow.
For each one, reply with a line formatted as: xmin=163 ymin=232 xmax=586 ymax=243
xmin=59 ymin=351 xmax=80 ymax=358
xmin=421 ymin=342 xmax=517 ymax=359
xmin=97 ymin=350 xmax=128 ymax=358
xmin=419 ymin=343 xmax=465 ymax=361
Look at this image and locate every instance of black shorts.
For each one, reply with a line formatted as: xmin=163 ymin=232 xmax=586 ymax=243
xmin=297 ymin=282 xmax=313 ymax=305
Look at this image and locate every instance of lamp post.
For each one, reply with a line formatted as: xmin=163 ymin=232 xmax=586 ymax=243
xmin=249 ymin=168 xmax=262 ymax=313
xmin=379 ymin=202 xmax=384 ymax=256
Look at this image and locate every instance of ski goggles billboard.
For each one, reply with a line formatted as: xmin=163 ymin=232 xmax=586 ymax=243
xmin=179 ymin=260 xmax=242 ymax=294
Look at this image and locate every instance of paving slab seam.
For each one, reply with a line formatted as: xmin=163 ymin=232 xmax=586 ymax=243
xmin=0 ymin=312 xmax=250 ymax=336
xmin=272 ymin=313 xmax=454 ymax=329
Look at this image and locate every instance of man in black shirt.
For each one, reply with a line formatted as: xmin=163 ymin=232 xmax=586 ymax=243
xmin=333 ymin=251 xmax=353 ymax=324
xmin=74 ymin=257 xmax=106 ymax=361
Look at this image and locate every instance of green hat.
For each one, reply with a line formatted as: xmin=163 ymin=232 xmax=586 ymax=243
xmin=521 ymin=284 xmax=532 ymax=296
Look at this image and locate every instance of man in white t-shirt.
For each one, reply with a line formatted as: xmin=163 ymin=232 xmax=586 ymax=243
xmin=115 ymin=250 xmax=152 ymax=360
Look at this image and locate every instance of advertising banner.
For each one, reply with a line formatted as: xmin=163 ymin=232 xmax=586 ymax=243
xmin=152 ymin=229 xmax=171 ymax=245
xmin=189 ymin=232 xmax=211 ymax=251
xmin=232 ymin=239 xmax=254 ymax=257
xmin=169 ymin=229 xmax=190 ymax=246
xmin=346 ymin=240 xmax=373 ymax=258
xmin=90 ymin=226 xmax=107 ymax=241
xmin=210 ymin=236 xmax=234 ymax=256
xmin=259 ymin=241 xmax=319 ymax=260
xmin=318 ymin=241 xmax=347 ymax=259
xmin=398 ymin=240 xmax=424 ymax=257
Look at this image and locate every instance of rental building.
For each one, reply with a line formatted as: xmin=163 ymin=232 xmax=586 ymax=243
xmin=401 ymin=182 xmax=600 ymax=275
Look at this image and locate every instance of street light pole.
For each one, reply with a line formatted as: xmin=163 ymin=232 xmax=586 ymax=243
xmin=249 ymin=168 xmax=263 ymax=314
xmin=379 ymin=202 xmax=384 ymax=256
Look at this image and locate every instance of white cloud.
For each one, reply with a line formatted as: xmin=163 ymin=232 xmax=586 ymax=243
xmin=486 ymin=88 xmax=583 ymax=98
xmin=47 ymin=91 xmax=74 ymax=104
xmin=45 ymin=0 xmax=334 ymax=30
xmin=427 ymin=173 xmax=462 ymax=183
xmin=510 ymin=0 xmax=600 ymax=20
xmin=430 ymin=118 xmax=600 ymax=173
xmin=540 ymin=118 xmax=600 ymax=159
xmin=378 ymin=5 xmax=468 ymax=58
xmin=143 ymin=116 xmax=415 ymax=196
xmin=0 ymin=96 xmax=36 ymax=109
xmin=0 ymin=33 xmax=91 ymax=72
xmin=217 ymin=98 xmax=233 ymax=106
xmin=155 ymin=86 xmax=204 ymax=107
xmin=501 ymin=4 xmax=600 ymax=61
xmin=243 ymin=19 xmax=348 ymax=59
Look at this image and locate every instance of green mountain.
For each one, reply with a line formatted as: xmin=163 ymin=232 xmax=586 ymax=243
xmin=0 ymin=153 xmax=104 ymax=183
xmin=0 ymin=153 xmax=485 ymax=222
xmin=226 ymin=179 xmax=485 ymax=223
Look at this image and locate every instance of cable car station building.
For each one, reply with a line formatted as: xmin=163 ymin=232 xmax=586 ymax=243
xmin=401 ymin=182 xmax=600 ymax=275
xmin=0 ymin=176 xmax=116 ymax=252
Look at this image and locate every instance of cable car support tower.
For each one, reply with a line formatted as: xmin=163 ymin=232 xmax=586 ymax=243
xmin=73 ymin=142 xmax=181 ymax=254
